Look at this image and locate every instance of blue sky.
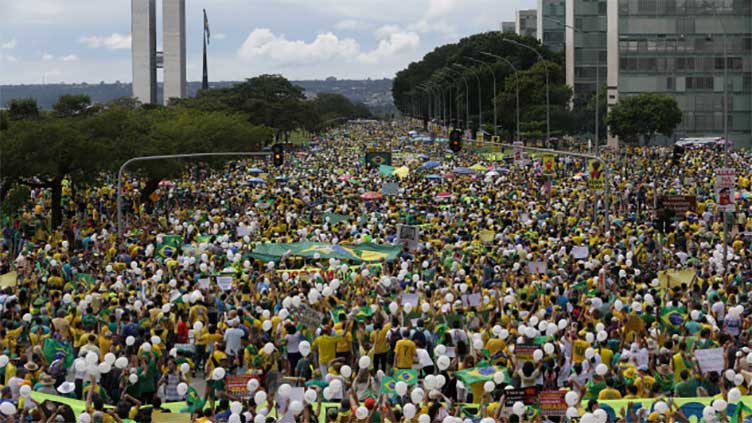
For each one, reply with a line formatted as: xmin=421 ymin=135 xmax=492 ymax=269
xmin=0 ymin=0 xmax=536 ymax=84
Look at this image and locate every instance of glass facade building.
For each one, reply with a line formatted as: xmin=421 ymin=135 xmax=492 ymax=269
xmin=538 ymin=0 xmax=566 ymax=52
xmin=613 ymin=0 xmax=751 ymax=145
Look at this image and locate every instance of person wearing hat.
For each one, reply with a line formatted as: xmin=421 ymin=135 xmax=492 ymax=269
xmin=33 ymin=373 xmax=57 ymax=395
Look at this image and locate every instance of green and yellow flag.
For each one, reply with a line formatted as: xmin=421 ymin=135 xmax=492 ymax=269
xmin=394 ymin=369 xmax=418 ymax=385
xmin=454 ymin=365 xmax=506 ymax=386
xmin=157 ymin=235 xmax=183 ymax=259
xmin=660 ymin=306 xmax=687 ymax=333
xmin=381 ymin=377 xmax=397 ymax=395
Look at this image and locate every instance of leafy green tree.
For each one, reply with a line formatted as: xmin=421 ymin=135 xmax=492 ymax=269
xmin=53 ymin=94 xmax=92 ymax=117
xmin=605 ymin=93 xmax=682 ymax=145
xmin=7 ymin=98 xmax=40 ymax=121
xmin=572 ymin=86 xmax=607 ymax=141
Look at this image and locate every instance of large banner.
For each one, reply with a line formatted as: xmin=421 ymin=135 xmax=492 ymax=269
xmin=250 ymin=242 xmax=402 ymax=263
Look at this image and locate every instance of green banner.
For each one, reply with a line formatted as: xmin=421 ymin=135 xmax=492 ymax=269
xmin=379 ymin=164 xmax=395 ymax=176
xmin=251 ymin=242 xmax=401 ymax=263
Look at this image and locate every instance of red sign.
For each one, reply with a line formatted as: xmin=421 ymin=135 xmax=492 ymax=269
xmin=226 ymin=375 xmax=254 ymax=398
xmin=539 ymin=390 xmax=568 ymax=417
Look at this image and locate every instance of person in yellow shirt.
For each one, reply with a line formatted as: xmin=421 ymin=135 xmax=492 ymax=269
xmin=597 ymin=379 xmax=623 ymax=399
xmin=393 ymin=330 xmax=416 ymax=369
xmin=370 ymin=320 xmax=391 ymax=373
xmin=312 ymin=325 xmax=340 ymax=376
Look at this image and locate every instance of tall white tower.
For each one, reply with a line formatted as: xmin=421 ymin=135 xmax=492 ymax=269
xmin=131 ymin=0 xmax=186 ymax=105
xmin=131 ymin=0 xmax=157 ymax=104
xmin=162 ymin=0 xmax=186 ymax=104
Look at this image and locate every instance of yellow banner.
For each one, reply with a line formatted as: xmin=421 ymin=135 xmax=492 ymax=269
xmin=0 ymin=271 xmax=17 ymax=289
xmin=658 ymin=268 xmax=697 ymax=289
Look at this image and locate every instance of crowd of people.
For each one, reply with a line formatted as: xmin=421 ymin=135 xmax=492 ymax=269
xmin=0 ymin=120 xmax=751 ymax=423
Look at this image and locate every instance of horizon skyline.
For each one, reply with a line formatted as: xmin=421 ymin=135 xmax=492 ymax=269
xmin=0 ymin=0 xmax=536 ymax=85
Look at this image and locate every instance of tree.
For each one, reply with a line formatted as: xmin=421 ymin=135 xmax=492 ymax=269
xmin=605 ymin=93 xmax=682 ymax=145
xmin=7 ymin=98 xmax=40 ymax=120
xmin=572 ymin=86 xmax=608 ymax=141
xmin=53 ymin=94 xmax=92 ymax=117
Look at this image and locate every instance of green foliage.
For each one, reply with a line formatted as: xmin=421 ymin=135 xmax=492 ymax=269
xmin=7 ymin=98 xmax=40 ymax=121
xmin=53 ymin=94 xmax=92 ymax=117
xmin=605 ymin=93 xmax=683 ymax=145
xmin=0 ymin=185 xmax=31 ymax=217
xmin=392 ymin=31 xmax=569 ymax=137
xmin=571 ymin=86 xmax=607 ymax=140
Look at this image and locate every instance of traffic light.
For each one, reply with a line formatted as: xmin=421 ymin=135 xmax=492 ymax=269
xmin=272 ymin=144 xmax=284 ymax=167
xmin=449 ymin=129 xmax=462 ymax=152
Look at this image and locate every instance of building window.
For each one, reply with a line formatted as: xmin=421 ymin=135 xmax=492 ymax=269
xmin=667 ymin=76 xmax=675 ymax=90
xmin=676 ymin=17 xmax=695 ymax=33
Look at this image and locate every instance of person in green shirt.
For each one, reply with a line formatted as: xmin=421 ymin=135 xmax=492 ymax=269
xmin=674 ymin=369 xmax=701 ymax=397
xmin=137 ymin=353 xmax=157 ymax=403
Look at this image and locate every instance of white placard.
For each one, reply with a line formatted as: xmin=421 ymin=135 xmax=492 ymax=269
xmin=216 ymin=276 xmax=233 ymax=291
xmin=571 ymin=246 xmax=590 ymax=259
xmin=694 ymin=347 xmax=724 ymax=374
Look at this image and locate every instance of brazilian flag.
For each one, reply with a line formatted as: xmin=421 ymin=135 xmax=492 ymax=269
xmin=731 ymin=401 xmax=752 ymax=423
xmin=381 ymin=377 xmax=397 ymax=394
xmin=42 ymin=338 xmax=74 ymax=369
xmin=365 ymin=152 xmax=392 ymax=169
xmin=76 ymin=273 xmax=95 ymax=288
xmin=156 ymin=235 xmax=183 ymax=259
xmin=660 ymin=306 xmax=687 ymax=334
xmin=394 ymin=369 xmax=417 ymax=385
xmin=454 ymin=365 xmax=505 ymax=386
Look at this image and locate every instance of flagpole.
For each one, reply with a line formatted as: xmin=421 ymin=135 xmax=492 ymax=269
xmin=202 ymin=9 xmax=209 ymax=90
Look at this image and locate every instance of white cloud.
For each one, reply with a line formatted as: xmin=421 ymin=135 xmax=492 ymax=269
xmin=1 ymin=39 xmax=16 ymax=49
xmin=425 ymin=0 xmax=461 ymax=19
xmin=0 ymin=54 xmax=18 ymax=62
xmin=238 ymin=29 xmax=360 ymax=66
xmin=79 ymin=33 xmax=131 ymax=50
xmin=334 ymin=19 xmax=369 ymax=31
xmin=61 ymin=54 xmax=79 ymax=62
xmin=42 ymin=53 xmax=54 ymax=61
xmin=357 ymin=26 xmax=420 ymax=63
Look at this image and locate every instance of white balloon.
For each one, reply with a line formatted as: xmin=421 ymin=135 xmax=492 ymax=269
xmin=254 ymin=415 xmax=266 ymax=423
xmin=595 ymin=363 xmax=608 ymax=376
xmin=212 ymin=367 xmax=226 ymax=380
xmin=713 ymin=399 xmax=727 ymax=412
xmin=585 ymin=347 xmax=595 ymax=360
xmin=323 ymin=387 xmax=334 ymax=400
xmin=115 ymin=357 xmax=128 ymax=369
xmin=544 ymin=343 xmax=555 ymax=355
xmin=254 ymin=391 xmax=268 ymax=405
xmin=533 ymin=349 xmax=543 ymax=362
xmin=19 ymin=385 xmax=31 ymax=398
xmin=565 ymin=391 xmax=579 ymax=406
xmin=77 ymin=412 xmax=90 ymax=423
xmin=403 ymin=404 xmax=417 ymax=419
xmin=263 ymin=343 xmax=275 ymax=355
xmin=395 ymin=381 xmax=408 ymax=396
xmin=98 ymin=362 xmax=112 ymax=374
xmin=299 ymin=341 xmax=312 ymax=357
xmin=75 ymin=359 xmax=87 ymax=372
xmin=128 ymin=374 xmax=138 ymax=384
xmin=594 ymin=408 xmax=608 ymax=423
xmin=512 ymin=401 xmax=525 ymax=416
xmin=278 ymin=384 xmax=292 ymax=399
xmin=410 ymin=387 xmax=425 ymax=405
xmin=177 ymin=383 xmax=188 ymax=396
xmin=493 ymin=371 xmax=505 ymax=385
xmin=247 ymin=378 xmax=260 ymax=393
xmin=483 ymin=381 xmax=495 ymax=392
xmin=340 ymin=365 xmax=352 ymax=378
xmin=359 ymin=356 xmax=371 ymax=369
xmin=654 ymin=401 xmax=669 ymax=415
xmin=419 ymin=415 xmax=431 ymax=423
xmin=262 ymin=320 xmax=272 ymax=332
xmin=356 ymin=406 xmax=368 ymax=420
xmin=567 ymin=407 xmax=580 ymax=418
xmin=725 ymin=369 xmax=736 ymax=382
xmin=290 ymin=401 xmax=304 ymax=415
xmin=729 ymin=387 xmax=742 ymax=403
xmin=228 ymin=414 xmax=241 ymax=423
xmin=304 ymin=389 xmax=318 ymax=404
xmin=435 ymin=375 xmax=446 ymax=388
xmin=125 ymin=336 xmax=135 ymax=346
xmin=437 ymin=355 xmax=450 ymax=371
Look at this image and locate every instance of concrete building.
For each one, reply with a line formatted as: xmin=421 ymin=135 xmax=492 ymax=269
xmin=131 ymin=0 xmax=186 ymax=105
xmin=131 ymin=0 xmax=157 ymax=104
xmin=516 ymin=10 xmax=538 ymax=39
xmin=537 ymin=0 xmax=566 ymax=52
xmin=502 ymin=21 xmax=517 ymax=33
xmin=608 ymin=0 xmax=752 ymax=146
xmin=163 ymin=0 xmax=186 ymax=104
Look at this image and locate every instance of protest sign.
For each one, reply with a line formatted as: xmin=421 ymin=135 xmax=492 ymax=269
xmin=461 ymin=293 xmax=481 ymax=307
xmin=226 ymin=374 xmax=254 ymax=398
xmin=658 ymin=268 xmax=696 ymax=289
xmin=588 ymin=160 xmax=604 ymax=190
xmin=527 ymin=262 xmax=547 ymax=274
xmin=571 ymin=246 xmax=589 ymax=259
xmin=513 ymin=344 xmax=537 ymax=362
xmin=400 ymin=293 xmax=419 ymax=308
xmin=694 ymin=348 xmax=724 ymax=374
xmin=382 ymin=182 xmax=399 ymax=196
xmin=397 ymin=224 xmax=420 ymax=250
xmin=715 ymin=168 xmax=736 ymax=212
xmin=503 ymin=387 xmax=539 ymax=415
xmin=539 ymin=390 xmax=568 ymax=417
xmin=300 ymin=306 xmax=324 ymax=331
xmin=216 ymin=276 xmax=232 ymax=291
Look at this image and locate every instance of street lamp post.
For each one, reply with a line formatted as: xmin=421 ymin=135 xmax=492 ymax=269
xmin=503 ymin=39 xmax=550 ymax=143
xmin=454 ymin=63 xmax=483 ymax=132
xmin=545 ymin=17 xmax=601 ymax=155
xmin=467 ymin=56 xmax=498 ymax=136
xmin=445 ymin=68 xmax=470 ymax=130
xmin=435 ymin=71 xmax=457 ymax=129
xmin=481 ymin=51 xmax=521 ymax=141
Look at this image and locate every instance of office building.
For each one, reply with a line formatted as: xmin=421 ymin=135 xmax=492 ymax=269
xmin=516 ymin=10 xmax=538 ymax=39
xmin=565 ymin=0 xmax=608 ymax=106
xmin=608 ymin=0 xmax=752 ymax=146
xmin=131 ymin=0 xmax=187 ymax=105
xmin=537 ymin=0 xmax=566 ymax=52
xmin=131 ymin=0 xmax=157 ymax=104
xmin=502 ymin=21 xmax=516 ymax=33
